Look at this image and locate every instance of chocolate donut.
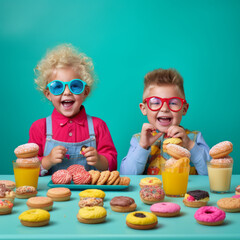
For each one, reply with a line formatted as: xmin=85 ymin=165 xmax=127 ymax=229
xmin=110 ymin=196 xmax=137 ymax=212
xmin=187 ymin=190 xmax=209 ymax=200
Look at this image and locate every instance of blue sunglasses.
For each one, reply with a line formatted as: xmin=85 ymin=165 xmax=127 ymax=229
xmin=46 ymin=79 xmax=87 ymax=95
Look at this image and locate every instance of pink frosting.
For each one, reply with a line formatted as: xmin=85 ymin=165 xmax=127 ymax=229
xmin=232 ymin=195 xmax=240 ymax=199
xmin=194 ymin=206 xmax=225 ymax=223
xmin=150 ymin=202 xmax=180 ymax=213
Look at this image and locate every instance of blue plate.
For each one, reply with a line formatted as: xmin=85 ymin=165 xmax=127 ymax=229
xmin=47 ymin=180 xmax=129 ymax=190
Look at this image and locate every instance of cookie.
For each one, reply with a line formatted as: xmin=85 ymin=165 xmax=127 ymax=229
xmin=217 ymin=197 xmax=240 ymax=212
xmin=88 ymin=170 xmax=101 ymax=185
xmin=119 ymin=177 xmax=131 ymax=186
xmin=47 ymin=187 xmax=71 ymax=201
xmin=106 ymin=171 xmax=120 ymax=185
xmin=73 ymin=171 xmax=91 ymax=185
xmin=26 ymin=197 xmax=53 ymax=211
xmin=96 ymin=171 xmax=110 ymax=185
xmin=112 ymin=176 xmax=120 ymax=185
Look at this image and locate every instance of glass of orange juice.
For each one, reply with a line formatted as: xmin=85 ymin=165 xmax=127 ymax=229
xmin=13 ymin=160 xmax=40 ymax=189
xmin=161 ymin=162 xmax=190 ymax=197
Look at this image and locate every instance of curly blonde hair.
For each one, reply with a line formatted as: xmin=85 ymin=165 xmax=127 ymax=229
xmin=143 ymin=68 xmax=185 ymax=98
xmin=34 ymin=43 xmax=95 ymax=93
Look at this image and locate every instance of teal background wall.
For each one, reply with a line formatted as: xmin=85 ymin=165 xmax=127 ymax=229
xmin=1 ymin=0 xmax=240 ymax=174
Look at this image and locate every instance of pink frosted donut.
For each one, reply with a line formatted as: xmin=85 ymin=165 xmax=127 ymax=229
xmin=52 ymin=170 xmax=72 ymax=184
xmin=232 ymin=195 xmax=240 ymax=199
xmin=150 ymin=202 xmax=180 ymax=217
xmin=210 ymin=156 xmax=233 ymax=167
xmin=166 ymin=144 xmax=191 ymax=159
xmin=14 ymin=143 xmax=39 ymax=158
xmin=194 ymin=206 xmax=225 ymax=226
xmin=67 ymin=164 xmax=85 ymax=176
xmin=209 ymin=141 xmax=233 ymax=159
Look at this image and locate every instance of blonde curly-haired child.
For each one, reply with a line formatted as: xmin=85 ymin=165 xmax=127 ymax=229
xmin=29 ymin=44 xmax=117 ymax=175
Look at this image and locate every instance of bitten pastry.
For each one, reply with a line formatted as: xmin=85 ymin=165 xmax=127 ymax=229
xmin=235 ymin=185 xmax=240 ymax=195
xmin=126 ymin=211 xmax=158 ymax=230
xmin=16 ymin=186 xmax=38 ymax=199
xmin=0 ymin=200 xmax=13 ymax=215
xmin=209 ymin=141 xmax=233 ymax=159
xmin=77 ymin=206 xmax=107 ymax=224
xmin=110 ymin=196 xmax=137 ymax=212
xmin=217 ymin=197 xmax=240 ymax=212
xmin=166 ymin=144 xmax=191 ymax=159
xmin=150 ymin=202 xmax=181 ymax=217
xmin=194 ymin=206 xmax=225 ymax=226
xmin=0 ymin=180 xmax=16 ymax=190
xmin=163 ymin=138 xmax=182 ymax=152
xmin=14 ymin=143 xmax=39 ymax=158
xmin=47 ymin=187 xmax=71 ymax=201
xmin=80 ymin=145 xmax=88 ymax=155
xmin=78 ymin=197 xmax=104 ymax=208
xmin=19 ymin=209 xmax=50 ymax=227
xmin=27 ymin=197 xmax=53 ymax=211
xmin=183 ymin=190 xmax=209 ymax=208
xmin=139 ymin=177 xmax=162 ymax=188
xmin=79 ymin=189 xmax=105 ymax=200
xmin=140 ymin=186 xmax=165 ymax=204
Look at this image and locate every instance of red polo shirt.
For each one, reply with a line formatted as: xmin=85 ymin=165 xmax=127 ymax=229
xmin=28 ymin=106 xmax=117 ymax=171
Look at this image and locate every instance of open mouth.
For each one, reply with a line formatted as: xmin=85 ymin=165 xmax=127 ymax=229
xmin=61 ymin=100 xmax=75 ymax=109
xmin=157 ymin=117 xmax=172 ymax=126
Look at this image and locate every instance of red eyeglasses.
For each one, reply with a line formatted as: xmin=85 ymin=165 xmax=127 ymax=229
xmin=144 ymin=96 xmax=187 ymax=112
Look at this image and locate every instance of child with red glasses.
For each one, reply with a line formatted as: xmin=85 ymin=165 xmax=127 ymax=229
xmin=120 ymin=68 xmax=210 ymax=175
xmin=28 ymin=44 xmax=117 ymax=175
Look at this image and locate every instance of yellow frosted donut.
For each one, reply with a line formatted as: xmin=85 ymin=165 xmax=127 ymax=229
xmin=77 ymin=206 xmax=107 ymax=224
xmin=79 ymin=189 xmax=105 ymax=199
xmin=126 ymin=211 xmax=158 ymax=230
xmin=139 ymin=177 xmax=162 ymax=188
xmin=19 ymin=209 xmax=50 ymax=227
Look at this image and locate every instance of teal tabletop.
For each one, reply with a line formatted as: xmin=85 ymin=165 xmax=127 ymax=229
xmin=0 ymin=175 xmax=239 ymax=240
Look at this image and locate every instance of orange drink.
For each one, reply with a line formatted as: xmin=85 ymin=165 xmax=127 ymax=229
xmin=161 ymin=158 xmax=190 ymax=197
xmin=13 ymin=161 xmax=40 ymax=188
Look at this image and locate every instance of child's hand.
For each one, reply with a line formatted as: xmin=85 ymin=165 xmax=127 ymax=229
xmin=42 ymin=146 xmax=67 ymax=170
xmin=139 ymin=123 xmax=163 ymax=149
xmin=82 ymin=147 xmax=108 ymax=170
xmin=167 ymin=126 xmax=195 ymax=150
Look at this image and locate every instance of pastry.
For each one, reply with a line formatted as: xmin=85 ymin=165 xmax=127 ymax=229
xmin=51 ymin=169 xmax=72 ymax=184
xmin=183 ymin=190 xmax=209 ymax=208
xmin=79 ymin=189 xmax=105 ymax=200
xmin=77 ymin=206 xmax=107 ymax=224
xmin=209 ymin=141 xmax=233 ymax=159
xmin=80 ymin=145 xmax=88 ymax=155
xmin=106 ymin=171 xmax=120 ymax=185
xmin=217 ymin=197 xmax=240 ymax=212
xmin=126 ymin=211 xmax=158 ymax=230
xmin=139 ymin=177 xmax=162 ymax=188
xmin=67 ymin=164 xmax=86 ymax=176
xmin=0 ymin=184 xmax=15 ymax=203
xmin=150 ymin=202 xmax=181 ymax=217
xmin=26 ymin=196 xmax=53 ymax=211
xmin=110 ymin=196 xmax=137 ymax=212
xmin=47 ymin=187 xmax=71 ymax=201
xmin=88 ymin=170 xmax=101 ymax=185
xmin=96 ymin=170 xmax=110 ymax=185
xmin=194 ymin=206 xmax=225 ymax=226
xmin=72 ymin=171 xmax=91 ymax=184
xmin=14 ymin=143 xmax=39 ymax=158
xmin=119 ymin=176 xmax=131 ymax=186
xmin=210 ymin=156 xmax=233 ymax=168
xmin=0 ymin=200 xmax=13 ymax=215
xmin=19 ymin=209 xmax=50 ymax=227
xmin=140 ymin=185 xmax=165 ymax=204
xmin=16 ymin=186 xmax=38 ymax=199
xmin=112 ymin=176 xmax=120 ymax=185
xmin=78 ymin=197 xmax=103 ymax=208
xmin=163 ymin=138 xmax=182 ymax=151
xmin=0 ymin=180 xmax=16 ymax=190
xmin=166 ymin=144 xmax=191 ymax=159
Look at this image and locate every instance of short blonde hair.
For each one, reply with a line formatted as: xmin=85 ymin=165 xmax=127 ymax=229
xmin=34 ymin=43 xmax=95 ymax=93
xmin=143 ymin=68 xmax=185 ymax=98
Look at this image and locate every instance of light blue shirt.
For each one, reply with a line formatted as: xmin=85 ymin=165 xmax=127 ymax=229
xmin=120 ymin=132 xmax=211 ymax=175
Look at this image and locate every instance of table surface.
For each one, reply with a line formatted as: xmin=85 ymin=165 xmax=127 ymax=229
xmin=0 ymin=175 xmax=239 ymax=240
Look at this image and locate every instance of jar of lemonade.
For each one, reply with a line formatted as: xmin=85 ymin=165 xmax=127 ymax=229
xmin=161 ymin=157 xmax=190 ymax=197
xmin=13 ymin=158 xmax=40 ymax=189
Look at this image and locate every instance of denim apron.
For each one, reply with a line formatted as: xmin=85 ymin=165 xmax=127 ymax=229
xmin=44 ymin=115 xmax=97 ymax=174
